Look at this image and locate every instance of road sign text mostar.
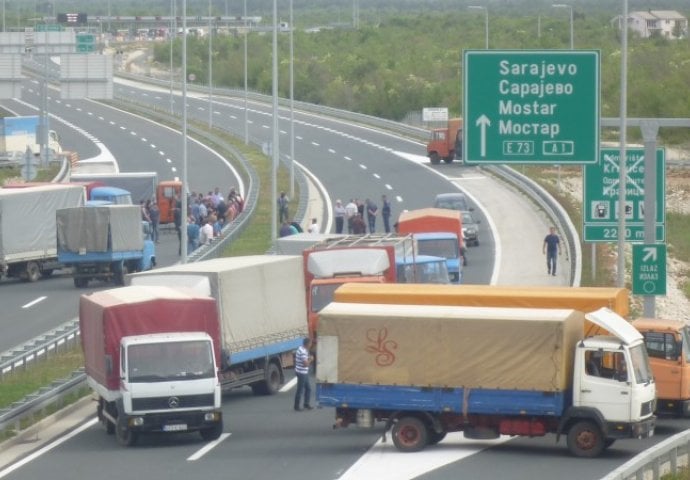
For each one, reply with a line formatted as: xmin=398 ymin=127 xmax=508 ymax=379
xmin=463 ymin=50 xmax=599 ymax=164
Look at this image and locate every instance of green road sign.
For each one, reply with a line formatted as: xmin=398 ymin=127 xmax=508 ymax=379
xmin=76 ymin=33 xmax=95 ymax=53
xmin=584 ymin=148 xmax=665 ymax=242
xmin=463 ymin=50 xmax=600 ymax=164
xmin=36 ymin=24 xmax=64 ymax=32
xmin=632 ymin=244 xmax=666 ymax=295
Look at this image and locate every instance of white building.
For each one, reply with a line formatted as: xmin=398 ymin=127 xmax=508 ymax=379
xmin=613 ymin=10 xmax=688 ymax=39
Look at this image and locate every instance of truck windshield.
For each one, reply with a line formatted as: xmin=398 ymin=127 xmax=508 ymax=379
xmin=127 ymin=340 xmax=215 ymax=382
xmin=397 ymin=261 xmax=450 ymax=284
xmin=311 ymin=283 xmax=342 ymax=313
xmin=417 ymin=239 xmax=459 ymax=259
xmin=629 ymin=344 xmax=653 ymax=385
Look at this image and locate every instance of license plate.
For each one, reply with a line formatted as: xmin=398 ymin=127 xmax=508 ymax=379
xmin=163 ymin=424 xmax=188 ymax=432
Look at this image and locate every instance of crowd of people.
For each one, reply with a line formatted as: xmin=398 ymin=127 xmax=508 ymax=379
xmin=169 ymin=186 xmax=245 ymax=255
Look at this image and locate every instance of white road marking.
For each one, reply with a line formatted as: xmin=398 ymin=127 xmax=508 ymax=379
xmin=187 ymin=433 xmax=231 ymax=461
xmin=279 ymin=377 xmax=297 ymax=393
xmin=385 ymin=184 xmax=392 ymax=190
xmin=373 ymin=173 xmax=381 ymax=179
xmin=328 ymin=148 xmax=336 ymax=154
xmin=0 ymin=418 xmax=98 ymax=479
xmin=359 ymin=164 xmax=367 ymax=170
xmin=344 ymin=156 xmax=352 ymax=161
xmin=22 ymin=296 xmax=47 ymax=309
xmin=336 ymin=433 xmax=511 ymax=480
xmin=311 ymin=141 xmax=320 ymax=147
xmin=395 ymin=195 xmax=403 ymax=203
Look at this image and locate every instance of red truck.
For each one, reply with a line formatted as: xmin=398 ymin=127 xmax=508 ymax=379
xmin=301 ymin=234 xmax=416 ymax=338
xmin=427 ymin=117 xmax=463 ymax=165
xmin=80 ymin=285 xmax=223 ymax=446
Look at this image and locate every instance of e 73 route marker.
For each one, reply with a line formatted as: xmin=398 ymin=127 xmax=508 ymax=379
xmin=463 ymin=50 xmax=600 ymax=164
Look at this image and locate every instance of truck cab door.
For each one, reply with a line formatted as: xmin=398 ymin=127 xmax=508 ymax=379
xmin=642 ymin=331 xmax=683 ymax=402
xmin=577 ymin=349 xmax=632 ymax=423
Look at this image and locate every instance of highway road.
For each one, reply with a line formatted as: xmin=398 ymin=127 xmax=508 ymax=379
xmin=0 ymin=76 xmax=674 ymax=479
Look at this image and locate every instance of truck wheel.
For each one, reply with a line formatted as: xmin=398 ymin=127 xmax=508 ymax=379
xmin=429 ymin=153 xmax=441 ymax=165
xmin=24 ymin=262 xmax=41 ymax=282
xmin=74 ymin=277 xmax=89 ymax=288
xmin=200 ymin=421 xmax=223 ymax=441
xmin=115 ymin=264 xmax=128 ymax=286
xmin=392 ymin=416 xmax=428 ymax=452
xmin=116 ymin=417 xmax=138 ymax=447
xmin=41 ymin=269 xmax=54 ymax=278
xmin=252 ymin=362 xmax=282 ymax=395
xmin=97 ymin=400 xmax=115 ymax=434
xmin=443 ymin=155 xmax=454 ymax=164
xmin=567 ymin=420 xmax=604 ymax=458
xmin=427 ymin=428 xmax=447 ymax=445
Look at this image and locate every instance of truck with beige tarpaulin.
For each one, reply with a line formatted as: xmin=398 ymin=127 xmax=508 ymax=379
xmin=316 ymin=302 xmax=655 ymax=457
xmin=333 ymin=283 xmax=690 ymax=418
xmin=128 ymin=255 xmax=308 ymax=394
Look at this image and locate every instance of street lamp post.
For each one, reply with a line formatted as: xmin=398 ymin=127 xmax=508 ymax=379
xmin=208 ymin=0 xmax=213 ymax=127
xmin=289 ymin=0 xmax=295 ymax=198
xmin=468 ymin=6 xmax=488 ymax=49
xmin=181 ymin=0 xmax=189 ymax=263
xmin=169 ymin=0 xmax=175 ymax=115
xmin=552 ymin=4 xmax=574 ymax=49
xmin=243 ymin=0 xmax=248 ymax=144
xmin=271 ymin=0 xmax=279 ymax=242
xmin=617 ymin=0 xmax=629 ymax=288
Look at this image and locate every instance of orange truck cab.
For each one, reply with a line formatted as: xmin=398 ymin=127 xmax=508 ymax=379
xmin=156 ymin=180 xmax=182 ymax=224
xmin=397 ymin=208 xmax=465 ymax=281
xmin=427 ymin=117 xmax=463 ymax=165
xmin=632 ymin=317 xmax=690 ymax=416
xmin=301 ymin=234 xmax=416 ymax=338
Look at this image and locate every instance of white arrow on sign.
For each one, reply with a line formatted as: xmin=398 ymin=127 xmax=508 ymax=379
xmin=643 ymin=247 xmax=657 ymax=262
xmin=475 ymin=114 xmax=491 ymax=157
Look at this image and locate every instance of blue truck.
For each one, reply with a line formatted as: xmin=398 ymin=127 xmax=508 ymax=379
xmin=316 ymin=302 xmax=656 ymax=457
xmin=56 ymin=205 xmax=155 ymax=287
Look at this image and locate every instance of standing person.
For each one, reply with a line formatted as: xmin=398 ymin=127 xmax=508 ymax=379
xmin=543 ymin=226 xmax=560 ymax=276
xmin=345 ymin=199 xmax=358 ymax=234
xmin=278 ymin=191 xmax=290 ymax=224
xmin=366 ymin=198 xmax=378 ymax=233
xmin=279 ymin=221 xmax=293 ymax=237
xmin=199 ymin=217 xmax=214 ymax=246
xmin=293 ymin=338 xmax=314 ymax=411
xmin=352 ymin=213 xmax=367 ymax=235
xmin=186 ymin=215 xmax=200 ymax=254
xmin=141 ymin=200 xmax=152 ymax=226
xmin=149 ymin=201 xmax=161 ymax=243
xmin=333 ymin=199 xmax=346 ymax=234
xmin=308 ymin=218 xmax=320 ymax=234
xmin=381 ymin=194 xmax=392 ymax=233
xmin=173 ymin=196 xmax=182 ymax=255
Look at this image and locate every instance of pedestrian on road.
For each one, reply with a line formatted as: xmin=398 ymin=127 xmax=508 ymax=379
xmin=381 ymin=195 xmax=392 ymax=233
xmin=366 ymin=198 xmax=378 ymax=233
xmin=293 ymin=338 xmax=314 ymax=411
xmin=334 ymin=199 xmax=346 ymax=234
xmin=543 ymin=226 xmax=560 ymax=276
xmin=352 ymin=213 xmax=367 ymax=235
xmin=345 ymin=199 xmax=358 ymax=234
xmin=149 ymin=201 xmax=160 ymax=243
xmin=308 ymin=218 xmax=320 ymax=234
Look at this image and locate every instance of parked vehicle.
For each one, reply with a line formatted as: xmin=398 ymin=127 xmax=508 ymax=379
xmin=128 ymin=255 xmax=308 ymax=394
xmin=460 ymin=210 xmax=480 ymax=246
xmin=433 ymin=192 xmax=472 ymax=212
xmin=0 ymin=115 xmax=61 ymax=158
xmin=156 ymin=180 xmax=183 ymax=224
xmin=0 ymin=184 xmax=85 ymax=282
xmin=56 ymin=205 xmax=156 ymax=287
xmin=427 ymin=117 xmax=462 ymax=165
xmin=89 ymin=186 xmax=133 ymax=205
xmin=316 ymin=302 xmax=655 ymax=457
xmin=70 ymin=171 xmax=158 ymax=204
xmin=81 ymin=285 xmax=223 ymax=446
xmin=395 ymin=254 xmax=450 ymax=284
xmin=410 ymin=232 xmax=463 ymax=282
xmin=397 ymin=208 xmax=466 ymax=276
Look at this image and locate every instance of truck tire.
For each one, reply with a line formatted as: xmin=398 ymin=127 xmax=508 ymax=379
xmin=115 ymin=264 xmax=128 ymax=286
xmin=443 ymin=155 xmax=454 ymax=164
xmin=41 ymin=269 xmax=54 ymax=278
xmin=427 ymin=428 xmax=447 ymax=445
xmin=392 ymin=416 xmax=428 ymax=452
xmin=74 ymin=277 xmax=89 ymax=288
xmin=566 ymin=420 xmax=604 ymax=458
xmin=24 ymin=262 xmax=41 ymax=283
xmin=200 ymin=421 xmax=223 ymax=441
xmin=252 ymin=362 xmax=282 ymax=395
xmin=116 ymin=417 xmax=138 ymax=447
xmin=429 ymin=153 xmax=441 ymax=165
xmin=97 ymin=400 xmax=115 ymax=435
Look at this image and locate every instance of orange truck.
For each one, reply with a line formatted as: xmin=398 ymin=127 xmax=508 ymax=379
xmin=301 ymin=234 xmax=416 ymax=338
xmin=156 ymin=180 xmax=183 ymax=224
xmin=427 ymin=117 xmax=462 ymax=165
xmin=333 ymin=282 xmax=690 ymax=417
xmin=397 ymin=208 xmax=465 ymax=281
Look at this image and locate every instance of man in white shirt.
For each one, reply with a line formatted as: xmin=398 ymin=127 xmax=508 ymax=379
xmin=308 ymin=218 xmax=320 ymax=234
xmin=199 ymin=218 xmax=214 ymax=245
xmin=345 ymin=199 xmax=358 ymax=234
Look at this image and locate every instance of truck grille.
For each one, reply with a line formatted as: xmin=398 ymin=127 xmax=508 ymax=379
xmin=641 ymin=399 xmax=655 ymax=416
xmin=132 ymin=394 xmax=215 ymax=411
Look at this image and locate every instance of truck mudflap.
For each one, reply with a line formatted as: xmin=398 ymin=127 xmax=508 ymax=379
xmin=125 ymin=410 xmax=222 ymax=434
xmin=606 ymin=416 xmax=655 ymax=439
